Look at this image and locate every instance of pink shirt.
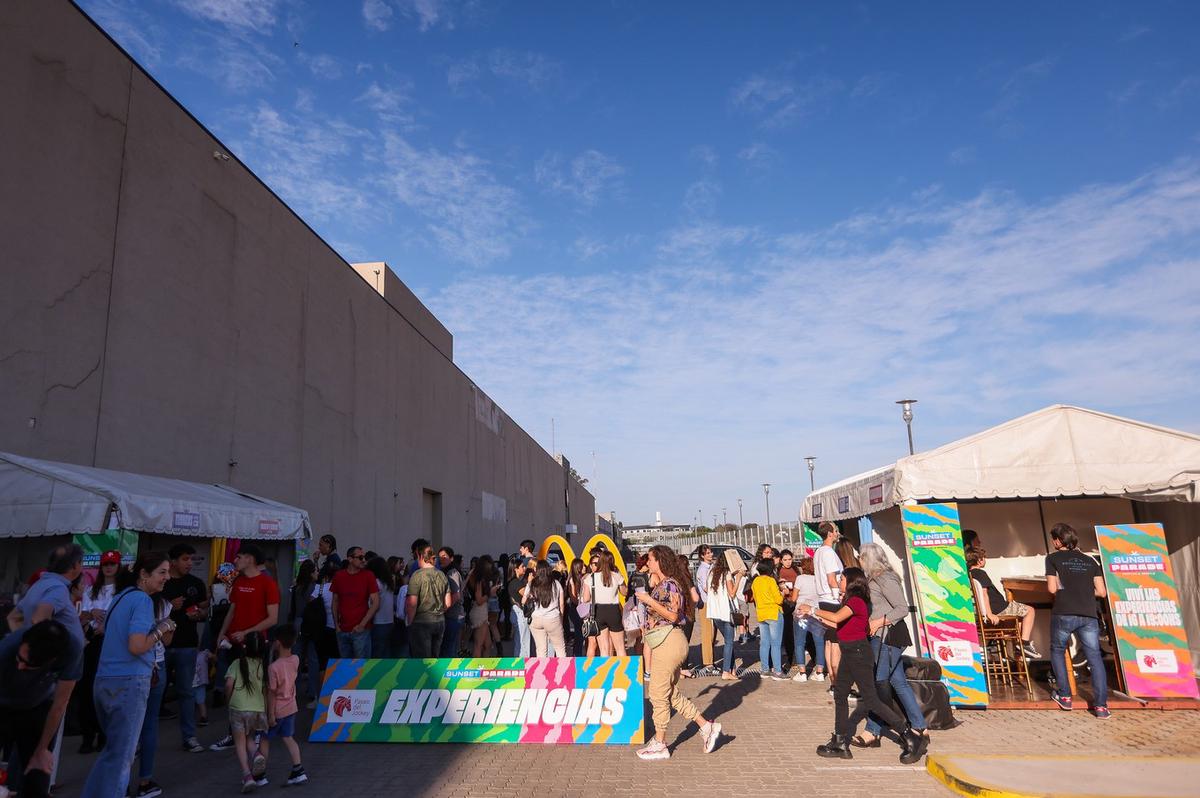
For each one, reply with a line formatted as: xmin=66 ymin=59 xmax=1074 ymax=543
xmin=268 ymin=654 xmax=299 ymax=718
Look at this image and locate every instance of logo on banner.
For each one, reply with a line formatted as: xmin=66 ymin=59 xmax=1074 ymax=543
xmin=868 ymin=484 xmax=884 ymax=505
xmin=1136 ymin=649 xmax=1178 ymax=674
xmin=172 ymin=511 xmax=200 ymax=530
xmin=328 ymin=690 xmax=376 ymax=723
xmin=837 ymin=497 xmax=849 ymax=513
xmin=912 ymin=532 xmax=956 ymax=548
xmin=1109 ymin=554 xmax=1165 ymax=573
xmin=934 ymin=640 xmax=974 ymax=667
xmin=258 ymin=518 xmax=281 ymax=536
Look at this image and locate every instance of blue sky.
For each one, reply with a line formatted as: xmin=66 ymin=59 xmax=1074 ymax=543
xmin=79 ymin=0 xmax=1200 ymax=528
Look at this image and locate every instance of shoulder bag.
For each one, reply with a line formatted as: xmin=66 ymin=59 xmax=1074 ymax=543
xmin=579 ymin=574 xmax=600 ymax=638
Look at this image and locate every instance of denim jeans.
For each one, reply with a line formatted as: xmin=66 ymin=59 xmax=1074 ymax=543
xmin=371 ymin=623 xmax=393 ymax=658
xmin=391 ymin=621 xmax=410 ymax=658
xmin=409 ymin=620 xmax=444 ymax=658
xmin=439 ymin=617 xmax=463 ymax=658
xmin=336 ymin=629 xmax=371 ymax=658
xmin=714 ymin=619 xmax=736 ymax=672
xmin=511 ymin=608 xmax=531 ymax=657
xmin=81 ymin=673 xmax=151 ymax=798
xmin=136 ymin=666 xmax=167 ymax=780
xmin=865 ymin=635 xmax=928 ymax=735
xmin=302 ymin=634 xmax=322 ymax=697
xmin=794 ymin=615 xmax=827 ymax=671
xmin=1050 ymin=614 xmax=1107 ymax=707
xmin=165 ymin=647 xmax=198 ymax=741
xmin=758 ymin=617 xmax=783 ymax=674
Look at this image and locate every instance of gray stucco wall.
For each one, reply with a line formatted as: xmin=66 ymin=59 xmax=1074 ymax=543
xmin=0 ymin=0 xmax=594 ymax=557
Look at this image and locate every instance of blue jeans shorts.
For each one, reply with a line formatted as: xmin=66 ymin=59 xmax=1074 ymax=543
xmin=268 ymin=712 xmax=297 ymax=739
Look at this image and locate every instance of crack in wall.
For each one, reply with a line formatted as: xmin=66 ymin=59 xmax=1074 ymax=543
xmin=42 ymin=355 xmax=102 ymax=400
xmin=0 ymin=349 xmax=39 ymax=366
xmin=44 ymin=263 xmax=108 ymax=310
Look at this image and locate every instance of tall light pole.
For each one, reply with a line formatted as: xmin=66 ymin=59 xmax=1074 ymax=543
xmin=737 ymin=499 xmax=744 ymax=547
xmin=805 ymin=456 xmax=816 ymax=491
xmin=896 ymin=399 xmax=918 ymax=455
xmin=762 ymin=483 xmax=772 ymax=534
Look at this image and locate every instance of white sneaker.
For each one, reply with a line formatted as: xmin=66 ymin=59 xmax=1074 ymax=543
xmin=251 ymin=750 xmax=267 ymax=779
xmin=702 ymin=722 xmax=722 ymax=754
xmin=811 ymin=672 xmax=826 ymax=682
xmin=792 ymin=671 xmax=808 ymax=682
xmin=636 ymin=739 xmax=670 ymax=760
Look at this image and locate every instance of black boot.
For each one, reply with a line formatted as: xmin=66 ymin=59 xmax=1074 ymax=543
xmin=816 ymin=733 xmax=853 ymax=759
xmin=898 ymin=726 xmax=929 ymax=764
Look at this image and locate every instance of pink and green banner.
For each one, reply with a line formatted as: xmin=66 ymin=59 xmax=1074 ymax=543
xmin=1095 ymin=523 xmax=1198 ymax=700
xmin=902 ymin=503 xmax=988 ymax=707
xmin=310 ymin=656 xmax=645 ymax=744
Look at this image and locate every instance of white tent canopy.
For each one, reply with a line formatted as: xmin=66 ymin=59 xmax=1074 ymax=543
xmin=0 ymin=451 xmax=311 ymax=541
xmin=802 ymin=405 xmax=1200 ymax=523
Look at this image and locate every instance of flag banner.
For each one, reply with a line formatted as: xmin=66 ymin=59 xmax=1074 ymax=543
xmin=1095 ymin=523 xmax=1199 ymax=700
xmin=74 ymin=529 xmax=138 ymax=568
xmin=901 ymin=503 xmax=988 ymax=706
xmin=310 ymin=656 xmax=645 ymax=744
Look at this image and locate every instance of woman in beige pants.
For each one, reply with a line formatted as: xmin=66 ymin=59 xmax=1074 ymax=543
xmin=634 ymin=545 xmax=724 ymax=761
xmin=527 ymin=560 xmax=566 ymax=657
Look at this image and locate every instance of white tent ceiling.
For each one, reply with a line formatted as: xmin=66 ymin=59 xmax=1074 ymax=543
xmin=0 ymin=451 xmax=311 ymax=540
xmin=802 ymin=405 xmax=1200 ymax=523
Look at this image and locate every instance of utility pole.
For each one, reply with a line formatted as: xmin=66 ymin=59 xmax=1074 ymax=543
xmin=762 ymin=483 xmax=772 ymax=533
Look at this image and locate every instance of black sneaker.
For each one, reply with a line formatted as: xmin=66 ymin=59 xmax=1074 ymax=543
xmin=286 ymin=766 xmax=308 ymax=785
xmin=209 ymin=734 xmax=235 ymax=751
xmin=135 ymin=780 xmax=163 ymax=798
xmin=183 ymin=737 xmax=205 ymax=753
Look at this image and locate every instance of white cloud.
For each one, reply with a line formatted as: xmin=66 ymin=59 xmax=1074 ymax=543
xmin=81 ymin=0 xmax=165 ymax=67
xmin=178 ymin=34 xmax=282 ymax=93
xmin=731 ymin=73 xmax=843 ymax=128
xmin=535 ymin=150 xmax=625 ymax=207
xmin=362 ymin=0 xmax=393 ymax=31
xmin=236 ymin=102 xmax=372 ymax=223
xmin=430 ymin=162 xmax=1200 ymax=522
xmin=364 ymin=0 xmax=467 ymax=32
xmin=681 ymin=179 xmax=721 ymax=218
xmin=948 ymin=145 xmax=976 ymax=166
xmin=170 ymin=0 xmax=279 ymax=32
xmin=356 ymin=81 xmax=415 ymax=126
xmin=737 ymin=142 xmax=778 ymax=172
xmin=986 ymin=56 xmax=1057 ymax=133
xmin=298 ymin=52 xmax=342 ymax=80
xmin=375 ymin=133 xmax=526 ymax=265
xmin=448 ymin=49 xmax=562 ymax=92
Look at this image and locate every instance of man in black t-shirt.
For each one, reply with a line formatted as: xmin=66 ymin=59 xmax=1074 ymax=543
xmin=162 ymin=544 xmax=210 ymax=751
xmin=1044 ymin=523 xmax=1108 ymax=717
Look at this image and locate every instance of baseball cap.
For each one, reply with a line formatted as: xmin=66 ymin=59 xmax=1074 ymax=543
xmin=100 ymin=550 xmax=121 ymax=566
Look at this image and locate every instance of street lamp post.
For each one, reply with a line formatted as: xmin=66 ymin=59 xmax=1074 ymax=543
xmin=762 ymin=483 xmax=772 ymax=537
xmin=805 ymin=456 xmax=816 ymax=491
xmin=737 ymin=499 xmax=744 ymax=546
xmin=896 ymin=399 xmax=918 ymax=455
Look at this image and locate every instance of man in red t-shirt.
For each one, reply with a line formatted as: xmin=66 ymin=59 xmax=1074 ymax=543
xmin=217 ymin=544 xmax=280 ymax=644
xmin=330 ymin=546 xmax=379 ymax=658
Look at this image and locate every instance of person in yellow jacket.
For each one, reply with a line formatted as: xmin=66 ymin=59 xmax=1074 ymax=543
xmin=751 ymin=561 xmax=785 ymax=680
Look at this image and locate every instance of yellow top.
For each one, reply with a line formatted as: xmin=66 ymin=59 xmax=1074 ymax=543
xmin=751 ymin=575 xmax=782 ymax=622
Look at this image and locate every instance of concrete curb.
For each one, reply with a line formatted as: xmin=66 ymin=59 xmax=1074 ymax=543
xmin=927 ymin=754 xmax=1200 ymax=798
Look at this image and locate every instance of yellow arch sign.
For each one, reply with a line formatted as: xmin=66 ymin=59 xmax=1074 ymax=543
xmin=537 ymin=533 xmax=630 ymax=602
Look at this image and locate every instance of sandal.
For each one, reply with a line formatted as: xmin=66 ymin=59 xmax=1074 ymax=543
xmin=849 ymin=734 xmax=881 ymax=748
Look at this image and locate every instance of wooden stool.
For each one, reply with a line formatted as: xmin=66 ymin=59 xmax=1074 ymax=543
xmin=976 ymin=606 xmax=1034 ymax=699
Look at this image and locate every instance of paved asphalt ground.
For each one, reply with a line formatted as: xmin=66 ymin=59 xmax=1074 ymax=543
xmin=51 ymin=637 xmax=1200 ymax=798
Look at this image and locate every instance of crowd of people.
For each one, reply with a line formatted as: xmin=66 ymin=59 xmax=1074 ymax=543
xmin=0 ymin=519 xmax=1110 ymax=793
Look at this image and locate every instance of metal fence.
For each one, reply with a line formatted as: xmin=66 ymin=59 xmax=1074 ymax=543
xmin=624 ymin=520 xmax=811 ymax=557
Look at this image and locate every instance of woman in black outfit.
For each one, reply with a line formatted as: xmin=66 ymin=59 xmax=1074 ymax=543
xmin=802 ymin=567 xmax=927 ymax=764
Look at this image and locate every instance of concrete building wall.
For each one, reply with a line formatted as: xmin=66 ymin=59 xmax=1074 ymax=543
xmin=0 ymin=0 xmax=594 ymax=556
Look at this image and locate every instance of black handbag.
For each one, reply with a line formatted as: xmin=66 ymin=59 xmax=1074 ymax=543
xmin=579 ymin=575 xmax=600 ymax=638
xmin=884 ymin=618 xmax=913 ymax=649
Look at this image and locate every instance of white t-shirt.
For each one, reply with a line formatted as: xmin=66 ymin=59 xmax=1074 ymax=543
xmin=814 ymin=545 xmax=843 ymax=602
xmin=530 ymin=582 xmax=563 ymax=619
xmin=376 ymin=579 xmax=395 ymax=623
xmin=311 ymin=583 xmax=335 ymax=628
xmin=705 ymin=575 xmax=735 ymax=623
xmin=82 ymin=582 xmax=116 ymax=631
xmin=394 ymin=585 xmax=409 ymax=621
xmin=793 ymin=573 xmax=821 ymax=609
xmin=587 ymin=572 xmax=624 ymax=605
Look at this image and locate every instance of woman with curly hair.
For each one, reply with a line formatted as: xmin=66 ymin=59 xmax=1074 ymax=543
xmin=634 ymin=545 xmax=722 ymax=761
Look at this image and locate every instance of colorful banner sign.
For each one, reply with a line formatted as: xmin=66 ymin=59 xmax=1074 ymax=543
xmin=1095 ymin=523 xmax=1199 ymax=700
xmin=73 ymin=529 xmax=138 ymax=568
xmin=901 ymin=503 xmax=988 ymax=706
xmin=801 ymin=523 xmax=821 ymax=557
xmin=310 ymin=656 xmax=644 ymax=745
